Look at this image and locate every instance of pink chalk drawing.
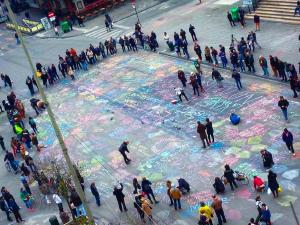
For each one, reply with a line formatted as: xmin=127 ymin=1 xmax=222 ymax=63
xmin=236 ymin=188 xmax=252 ymax=199
xmin=226 ymin=209 xmax=242 ymax=220
xmin=239 ymin=124 xmax=266 ymax=138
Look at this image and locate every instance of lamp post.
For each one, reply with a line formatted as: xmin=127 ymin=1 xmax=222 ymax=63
xmin=131 ymin=0 xmax=141 ymax=25
xmin=3 ymin=0 xmax=95 ymax=224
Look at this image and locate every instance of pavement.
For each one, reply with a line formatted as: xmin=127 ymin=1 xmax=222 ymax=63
xmin=0 ymin=0 xmax=299 ymax=224
xmin=1 ymin=50 xmax=299 ymax=225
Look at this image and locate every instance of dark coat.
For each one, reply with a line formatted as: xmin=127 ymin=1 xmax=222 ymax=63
xmin=197 ymin=124 xmax=207 ymax=139
xmin=213 ymin=178 xmax=225 ymax=193
xmin=90 ymin=184 xmax=99 ymax=197
xmin=278 ymin=99 xmax=289 ymax=110
xmin=113 ymin=183 xmax=125 ymax=201
xmin=70 ymin=191 xmax=82 ymax=207
xmin=141 ymin=179 xmax=153 ymax=193
xmin=119 ymin=143 xmax=129 ymax=154
xmin=268 ymin=172 xmax=279 ymax=191
xmin=224 ymin=169 xmax=235 ymax=182
xmin=282 ymin=131 xmax=293 ymax=144
xmin=206 ymin=121 xmax=214 ymax=134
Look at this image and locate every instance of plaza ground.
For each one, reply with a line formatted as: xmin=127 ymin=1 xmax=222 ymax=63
xmin=1 ymin=50 xmax=299 ymax=224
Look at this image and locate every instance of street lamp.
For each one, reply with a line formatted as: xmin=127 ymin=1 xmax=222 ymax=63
xmin=131 ymin=0 xmax=141 ymax=25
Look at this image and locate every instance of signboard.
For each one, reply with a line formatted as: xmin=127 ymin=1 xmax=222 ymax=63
xmin=48 ymin=12 xmax=56 ymax=22
xmin=41 ymin=17 xmax=52 ymax=30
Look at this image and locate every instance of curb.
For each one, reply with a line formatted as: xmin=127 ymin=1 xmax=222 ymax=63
xmin=158 ymin=50 xmax=291 ymax=85
xmin=35 ymin=0 xmax=168 ymax=40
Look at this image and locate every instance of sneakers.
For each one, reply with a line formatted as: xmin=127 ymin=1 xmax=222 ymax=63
xmin=293 ymin=153 xmax=296 ymax=156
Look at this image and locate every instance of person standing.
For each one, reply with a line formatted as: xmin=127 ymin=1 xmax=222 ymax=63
xmin=212 ymin=68 xmax=223 ymax=88
xmin=254 ymin=13 xmax=260 ymax=31
xmin=15 ymin=32 xmax=20 ymax=44
xmin=90 ymin=182 xmax=101 ymax=206
xmin=26 ymin=77 xmax=35 ymax=96
xmin=211 ymin=195 xmax=227 ymax=225
xmin=29 ymin=117 xmax=38 ymax=133
xmin=268 ymin=170 xmax=279 ymax=198
xmin=269 ymin=55 xmax=278 ymax=77
xmin=177 ymin=70 xmax=187 ymax=87
xmin=199 ymin=202 xmax=214 ymax=225
xmin=141 ymin=197 xmax=153 ymax=222
xmin=282 ymin=128 xmax=295 ymax=156
xmin=227 ymin=11 xmax=235 ymax=26
xmin=278 ymin=96 xmax=289 ymax=120
xmin=180 ymin=29 xmax=188 ymax=45
xmin=210 ymin=47 xmax=218 ymax=65
xmin=224 ymin=164 xmax=238 ymax=191
xmin=181 ymin=39 xmax=190 ymax=59
xmin=255 ymin=196 xmax=263 ymax=223
xmin=119 ymin=141 xmax=131 ymax=164
xmin=0 ymin=196 xmax=12 ymax=221
xmin=197 ymin=121 xmax=210 ymax=148
xmin=141 ymin=177 xmax=159 ymax=204
xmin=8 ymin=198 xmax=23 ymax=222
xmin=0 ymin=135 xmax=6 ymax=151
xmin=194 ymin=42 xmax=202 ymax=60
xmin=170 ymin=186 xmax=182 ymax=210
xmin=232 ymin=69 xmax=243 ymax=90
xmin=259 ymin=56 xmax=269 ymax=76
xmin=205 ymin=118 xmax=214 ymax=143
xmin=52 ymin=193 xmax=64 ymax=212
xmin=189 ymin=72 xmax=200 ymax=96
xmin=132 ymin=178 xmax=141 ymax=194
xmin=290 ymin=73 xmax=298 ymax=98
xmin=189 ymin=24 xmax=197 ymax=41
xmin=166 ymin=180 xmax=174 ymax=206
xmin=260 ymin=203 xmax=272 ymax=225
xmin=113 ymin=182 xmax=127 ymax=212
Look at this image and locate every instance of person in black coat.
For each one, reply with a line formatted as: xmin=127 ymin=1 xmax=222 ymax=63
xmin=119 ymin=141 xmax=131 ymax=164
xmin=133 ymin=178 xmax=141 ymax=194
xmin=205 ymin=118 xmax=214 ymax=143
xmin=268 ymin=170 xmax=279 ymax=198
xmin=189 ymin=24 xmax=197 ymax=41
xmin=113 ymin=183 xmax=127 ymax=212
xmin=0 ymin=196 xmax=12 ymax=221
xmin=8 ymin=198 xmax=23 ymax=222
xmin=141 ymin=177 xmax=159 ymax=204
xmin=26 ymin=76 xmax=35 ymax=96
xmin=227 ymin=11 xmax=235 ymax=27
xmin=224 ymin=164 xmax=237 ymax=191
xmin=90 ymin=182 xmax=100 ymax=206
xmin=213 ymin=177 xmax=225 ymax=194
xmin=282 ymin=128 xmax=295 ymax=156
xmin=260 ymin=149 xmax=274 ymax=168
xmin=178 ymin=178 xmax=190 ymax=193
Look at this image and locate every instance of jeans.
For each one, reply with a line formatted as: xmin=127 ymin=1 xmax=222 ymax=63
xmin=229 ymin=179 xmax=238 ymax=190
xmin=183 ymin=48 xmax=190 ymax=59
xmin=282 ymin=108 xmax=288 ymax=120
xmin=193 ymin=86 xmax=200 ymax=96
xmin=24 ymin=199 xmax=32 ymax=209
xmin=80 ymin=61 xmax=88 ymax=71
xmin=262 ymin=66 xmax=269 ymax=76
xmin=216 ymin=80 xmax=223 ymax=88
xmin=178 ymin=93 xmax=188 ymax=102
xmin=146 ymin=190 xmax=157 ymax=203
xmin=173 ymin=199 xmax=181 ymax=210
xmin=235 ymin=79 xmax=242 ymax=90
xmin=213 ymin=56 xmax=218 ymax=65
xmin=215 ymin=208 xmax=227 ymax=225
xmin=117 ymin=199 xmax=127 ymax=211
xmin=76 ymin=204 xmax=86 ymax=217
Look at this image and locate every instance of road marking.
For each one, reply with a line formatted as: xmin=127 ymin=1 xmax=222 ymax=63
xmin=73 ymin=25 xmax=99 ymax=33
xmin=112 ymin=24 xmax=130 ymax=30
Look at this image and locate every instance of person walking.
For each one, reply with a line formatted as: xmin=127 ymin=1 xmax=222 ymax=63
xmin=170 ymin=186 xmax=182 ymax=210
xmin=197 ymin=121 xmax=210 ymax=148
xmin=90 ymin=182 xmax=101 ymax=206
xmin=260 ymin=149 xmax=274 ymax=168
xmin=181 ymin=39 xmax=190 ymax=59
xmin=29 ymin=117 xmax=38 ymax=133
xmin=196 ymin=71 xmax=204 ymax=93
xmin=20 ymin=188 xmax=33 ymax=211
xmin=166 ymin=180 xmax=174 ymax=206
xmin=199 ymin=202 xmax=214 ymax=225
xmin=255 ymin=195 xmax=263 ymax=223
xmin=189 ymin=24 xmax=197 ymax=41
xmin=119 ymin=141 xmax=131 ymax=164
xmin=180 ymin=29 xmax=188 ymax=44
xmin=141 ymin=177 xmax=159 ymax=204
xmin=113 ymin=182 xmax=127 ymax=212
xmin=232 ymin=69 xmax=243 ymax=90
xmin=268 ymin=170 xmax=279 ymax=198
xmin=174 ymin=87 xmax=189 ymax=102
xmin=278 ymin=96 xmax=289 ymax=120
xmin=227 ymin=11 xmax=235 ymax=26
xmin=224 ymin=164 xmax=238 ymax=191
xmin=254 ymin=13 xmax=260 ymax=31
xmin=282 ymin=128 xmax=295 ymax=156
xmin=211 ymin=195 xmax=227 ymax=225
xmin=259 ymin=56 xmax=269 ymax=76
xmin=205 ymin=118 xmax=214 ymax=143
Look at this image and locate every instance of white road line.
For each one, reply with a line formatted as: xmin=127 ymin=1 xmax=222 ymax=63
xmin=96 ymin=30 xmax=123 ymax=40
xmin=113 ymin=24 xmax=130 ymax=30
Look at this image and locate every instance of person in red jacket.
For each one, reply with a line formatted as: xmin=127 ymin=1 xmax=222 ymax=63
xmin=253 ymin=176 xmax=265 ymax=192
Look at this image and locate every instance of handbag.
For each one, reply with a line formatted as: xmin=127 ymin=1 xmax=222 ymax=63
xmin=278 ymin=186 xmax=282 ymax=193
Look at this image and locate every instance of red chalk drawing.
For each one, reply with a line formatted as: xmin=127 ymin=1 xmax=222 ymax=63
xmin=227 ymin=209 xmax=242 ymax=220
xmin=236 ymin=188 xmax=252 ymax=199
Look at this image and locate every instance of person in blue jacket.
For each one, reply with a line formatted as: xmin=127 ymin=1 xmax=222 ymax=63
xmin=260 ymin=203 xmax=271 ymax=225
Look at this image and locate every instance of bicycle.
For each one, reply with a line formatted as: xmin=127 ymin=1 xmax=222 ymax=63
xmin=221 ymin=171 xmax=249 ymax=185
